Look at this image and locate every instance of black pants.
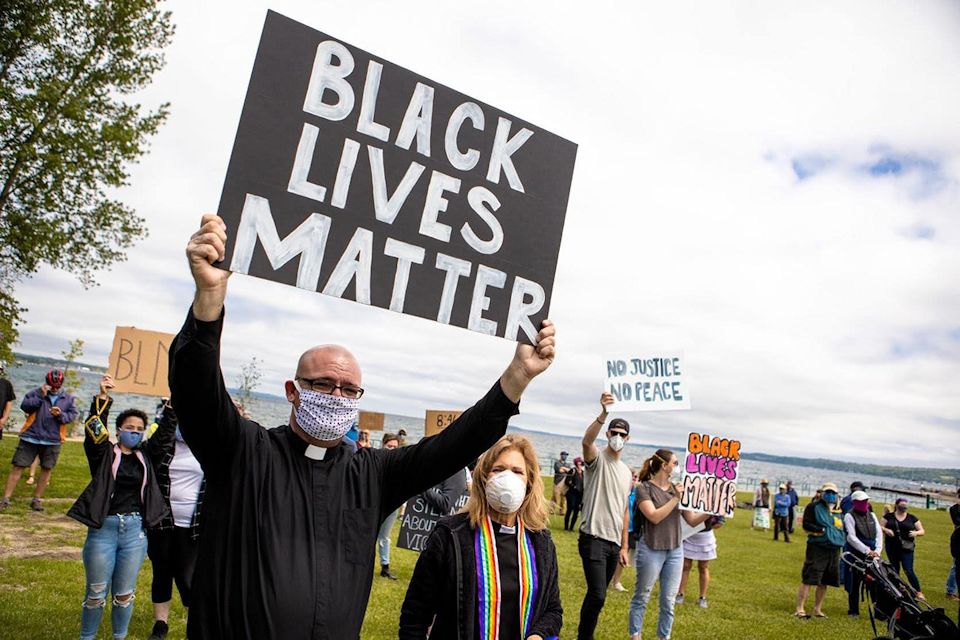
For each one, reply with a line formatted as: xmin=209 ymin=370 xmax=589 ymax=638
xmin=847 ymin=549 xmax=869 ymax=614
xmin=773 ymin=515 xmax=790 ymax=541
xmin=787 ymin=506 xmax=796 ymax=533
xmin=147 ymin=526 xmax=199 ymax=605
xmin=577 ymin=533 xmax=620 ymax=640
xmin=565 ymin=491 xmax=583 ymax=531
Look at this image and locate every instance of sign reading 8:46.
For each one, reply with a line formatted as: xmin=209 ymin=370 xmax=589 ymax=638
xmin=424 ymin=410 xmax=462 ymax=437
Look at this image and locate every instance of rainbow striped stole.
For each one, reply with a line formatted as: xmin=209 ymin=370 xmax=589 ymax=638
xmin=475 ymin=516 xmax=539 ymax=640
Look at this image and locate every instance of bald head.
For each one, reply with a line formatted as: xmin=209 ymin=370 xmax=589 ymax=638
xmin=296 ymin=345 xmax=362 ymax=386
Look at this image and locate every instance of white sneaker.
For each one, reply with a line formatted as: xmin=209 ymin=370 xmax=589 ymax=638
xmin=613 ymin=582 xmax=626 ymax=592
xmin=698 ymin=597 xmax=708 ymax=609
xmin=675 ymin=594 xmax=684 ymax=604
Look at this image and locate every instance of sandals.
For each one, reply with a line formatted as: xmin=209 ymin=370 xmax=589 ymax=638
xmin=813 ymin=612 xmax=827 ymax=618
xmin=793 ymin=612 xmax=811 ymax=619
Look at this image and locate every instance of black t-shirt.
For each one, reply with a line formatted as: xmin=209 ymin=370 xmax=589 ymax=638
xmin=108 ymin=453 xmax=144 ymax=515
xmin=883 ymin=512 xmax=918 ymax=551
xmin=0 ymin=378 xmax=15 ymax=413
xmin=494 ymin=522 xmax=521 ymax=640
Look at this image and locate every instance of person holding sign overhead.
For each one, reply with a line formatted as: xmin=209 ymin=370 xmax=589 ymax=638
xmin=575 ymin=393 xmax=633 ymax=640
xmin=399 ymin=434 xmax=562 ymax=640
xmin=170 ymin=214 xmax=557 ymax=639
xmin=68 ymin=375 xmax=171 ymax=640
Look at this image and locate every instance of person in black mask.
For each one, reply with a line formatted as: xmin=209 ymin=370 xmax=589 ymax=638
xmin=881 ymin=497 xmax=926 ymax=599
xmin=170 ymin=214 xmax=558 ymax=639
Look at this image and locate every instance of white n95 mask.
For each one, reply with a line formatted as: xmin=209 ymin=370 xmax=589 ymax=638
xmin=485 ymin=470 xmax=528 ymax=514
xmin=608 ymin=434 xmax=625 ymax=452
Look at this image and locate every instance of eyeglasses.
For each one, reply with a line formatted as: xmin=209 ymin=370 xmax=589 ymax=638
xmin=609 ymin=431 xmax=628 ymax=438
xmin=295 ymin=377 xmax=365 ymax=399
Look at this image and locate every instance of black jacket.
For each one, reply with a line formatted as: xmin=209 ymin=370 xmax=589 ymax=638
xmin=148 ymin=405 xmax=205 ymax=538
xmin=423 ymin=468 xmax=469 ymax=515
xmin=399 ymin=512 xmax=562 ymax=640
xmin=67 ymin=396 xmax=171 ymax=529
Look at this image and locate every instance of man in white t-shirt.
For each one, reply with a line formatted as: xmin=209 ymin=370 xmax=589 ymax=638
xmin=576 ymin=392 xmax=633 ymax=640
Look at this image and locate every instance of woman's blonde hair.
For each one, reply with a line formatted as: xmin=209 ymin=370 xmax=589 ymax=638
xmin=463 ymin=434 xmax=549 ymax=531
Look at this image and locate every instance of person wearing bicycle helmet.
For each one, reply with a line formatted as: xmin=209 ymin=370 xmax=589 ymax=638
xmin=1 ymin=369 xmax=78 ymax=511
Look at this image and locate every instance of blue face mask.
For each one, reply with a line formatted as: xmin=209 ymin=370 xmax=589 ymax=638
xmin=822 ymin=491 xmax=837 ymax=503
xmin=118 ymin=430 xmax=143 ymax=449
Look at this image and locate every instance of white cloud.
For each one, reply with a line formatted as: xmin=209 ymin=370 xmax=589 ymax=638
xmin=12 ymin=0 xmax=960 ymax=466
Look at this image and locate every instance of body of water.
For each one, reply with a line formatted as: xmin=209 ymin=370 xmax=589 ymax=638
xmin=3 ymin=359 xmax=954 ymax=509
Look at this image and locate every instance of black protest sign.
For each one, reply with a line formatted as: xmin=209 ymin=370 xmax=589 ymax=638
xmin=396 ymin=491 xmax=471 ymax=552
xmin=218 ymin=11 xmax=577 ymax=343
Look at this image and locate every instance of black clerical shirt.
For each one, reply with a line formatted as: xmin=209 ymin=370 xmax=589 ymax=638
xmin=169 ymin=308 xmax=518 ymax=639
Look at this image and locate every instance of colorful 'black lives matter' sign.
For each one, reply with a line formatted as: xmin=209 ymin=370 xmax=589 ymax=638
xmin=217 ymin=11 xmax=577 ymax=342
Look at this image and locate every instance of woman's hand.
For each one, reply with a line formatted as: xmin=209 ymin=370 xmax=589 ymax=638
xmin=98 ymin=375 xmax=115 ymax=397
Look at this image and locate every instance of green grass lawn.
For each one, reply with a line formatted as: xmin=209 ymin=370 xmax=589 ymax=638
xmin=0 ymin=435 xmax=956 ymax=639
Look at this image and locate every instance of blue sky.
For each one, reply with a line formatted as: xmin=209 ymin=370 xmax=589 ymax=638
xmin=11 ymin=0 xmax=960 ymax=466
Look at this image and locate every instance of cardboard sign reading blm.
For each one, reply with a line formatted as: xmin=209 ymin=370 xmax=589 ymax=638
xmin=106 ymin=327 xmax=175 ymax=397
xmin=424 ymin=410 xmax=462 ymax=437
xmin=678 ymin=432 xmax=740 ymax=517
xmin=397 ymin=490 xmax=471 ymax=552
xmin=217 ymin=11 xmax=577 ymax=343
xmin=604 ymin=353 xmax=690 ymax=411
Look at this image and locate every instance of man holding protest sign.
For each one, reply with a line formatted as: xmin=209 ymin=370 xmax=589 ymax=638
xmin=170 ymin=213 xmax=556 ymax=638
xmin=576 ymin=392 xmax=633 ymax=640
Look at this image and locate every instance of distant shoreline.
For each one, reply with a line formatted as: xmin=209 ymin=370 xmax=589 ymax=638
xmin=8 ymin=354 xmax=958 ymax=485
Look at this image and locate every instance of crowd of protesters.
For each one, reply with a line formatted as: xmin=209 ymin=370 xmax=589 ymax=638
xmin=2 ymin=362 xmax=959 ymax=638
xmin=0 ymin=214 xmax=957 ymax=639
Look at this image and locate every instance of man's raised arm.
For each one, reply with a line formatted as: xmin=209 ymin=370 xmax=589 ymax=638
xmin=379 ymin=321 xmax=557 ymax=514
xmin=582 ymin=392 xmax=614 ymax=464
xmin=169 ymin=214 xmax=241 ymax=470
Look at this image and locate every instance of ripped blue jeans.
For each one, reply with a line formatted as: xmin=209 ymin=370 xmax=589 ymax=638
xmin=80 ymin=514 xmax=148 ymax=640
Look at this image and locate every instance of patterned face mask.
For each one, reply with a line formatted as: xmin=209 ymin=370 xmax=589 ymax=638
xmin=293 ymin=388 xmax=359 ymax=441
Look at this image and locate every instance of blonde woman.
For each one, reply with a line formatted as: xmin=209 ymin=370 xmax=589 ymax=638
xmin=400 ymin=434 xmax=562 ymax=640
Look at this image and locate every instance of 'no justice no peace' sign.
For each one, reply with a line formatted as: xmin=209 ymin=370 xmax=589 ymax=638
xmin=217 ymin=11 xmax=577 ymax=343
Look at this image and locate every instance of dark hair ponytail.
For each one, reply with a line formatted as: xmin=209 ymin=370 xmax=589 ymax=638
xmin=638 ymin=448 xmax=674 ymax=482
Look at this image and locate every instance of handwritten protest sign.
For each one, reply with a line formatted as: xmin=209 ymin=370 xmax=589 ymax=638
xmin=358 ymin=411 xmax=384 ymax=431
xmin=603 ymin=353 xmax=690 ymax=411
xmin=678 ymin=432 xmax=740 ymax=517
xmin=106 ymin=327 xmax=175 ymax=397
xmin=424 ymin=410 xmax=462 ymax=437
xmin=217 ymin=11 xmax=577 ymax=344
xmin=397 ymin=490 xmax=470 ymax=552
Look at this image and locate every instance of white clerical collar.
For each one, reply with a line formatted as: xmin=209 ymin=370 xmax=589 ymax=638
xmin=304 ymin=445 xmax=327 ymax=460
xmin=498 ymin=523 xmax=516 ymax=535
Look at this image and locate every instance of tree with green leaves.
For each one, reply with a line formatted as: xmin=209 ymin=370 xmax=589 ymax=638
xmin=61 ymin=337 xmax=84 ymax=434
xmin=0 ymin=0 xmax=174 ymax=362
xmin=235 ymin=356 xmax=262 ymax=419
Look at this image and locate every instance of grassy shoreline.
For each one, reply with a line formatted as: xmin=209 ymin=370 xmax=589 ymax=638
xmin=0 ymin=436 xmax=956 ymax=639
